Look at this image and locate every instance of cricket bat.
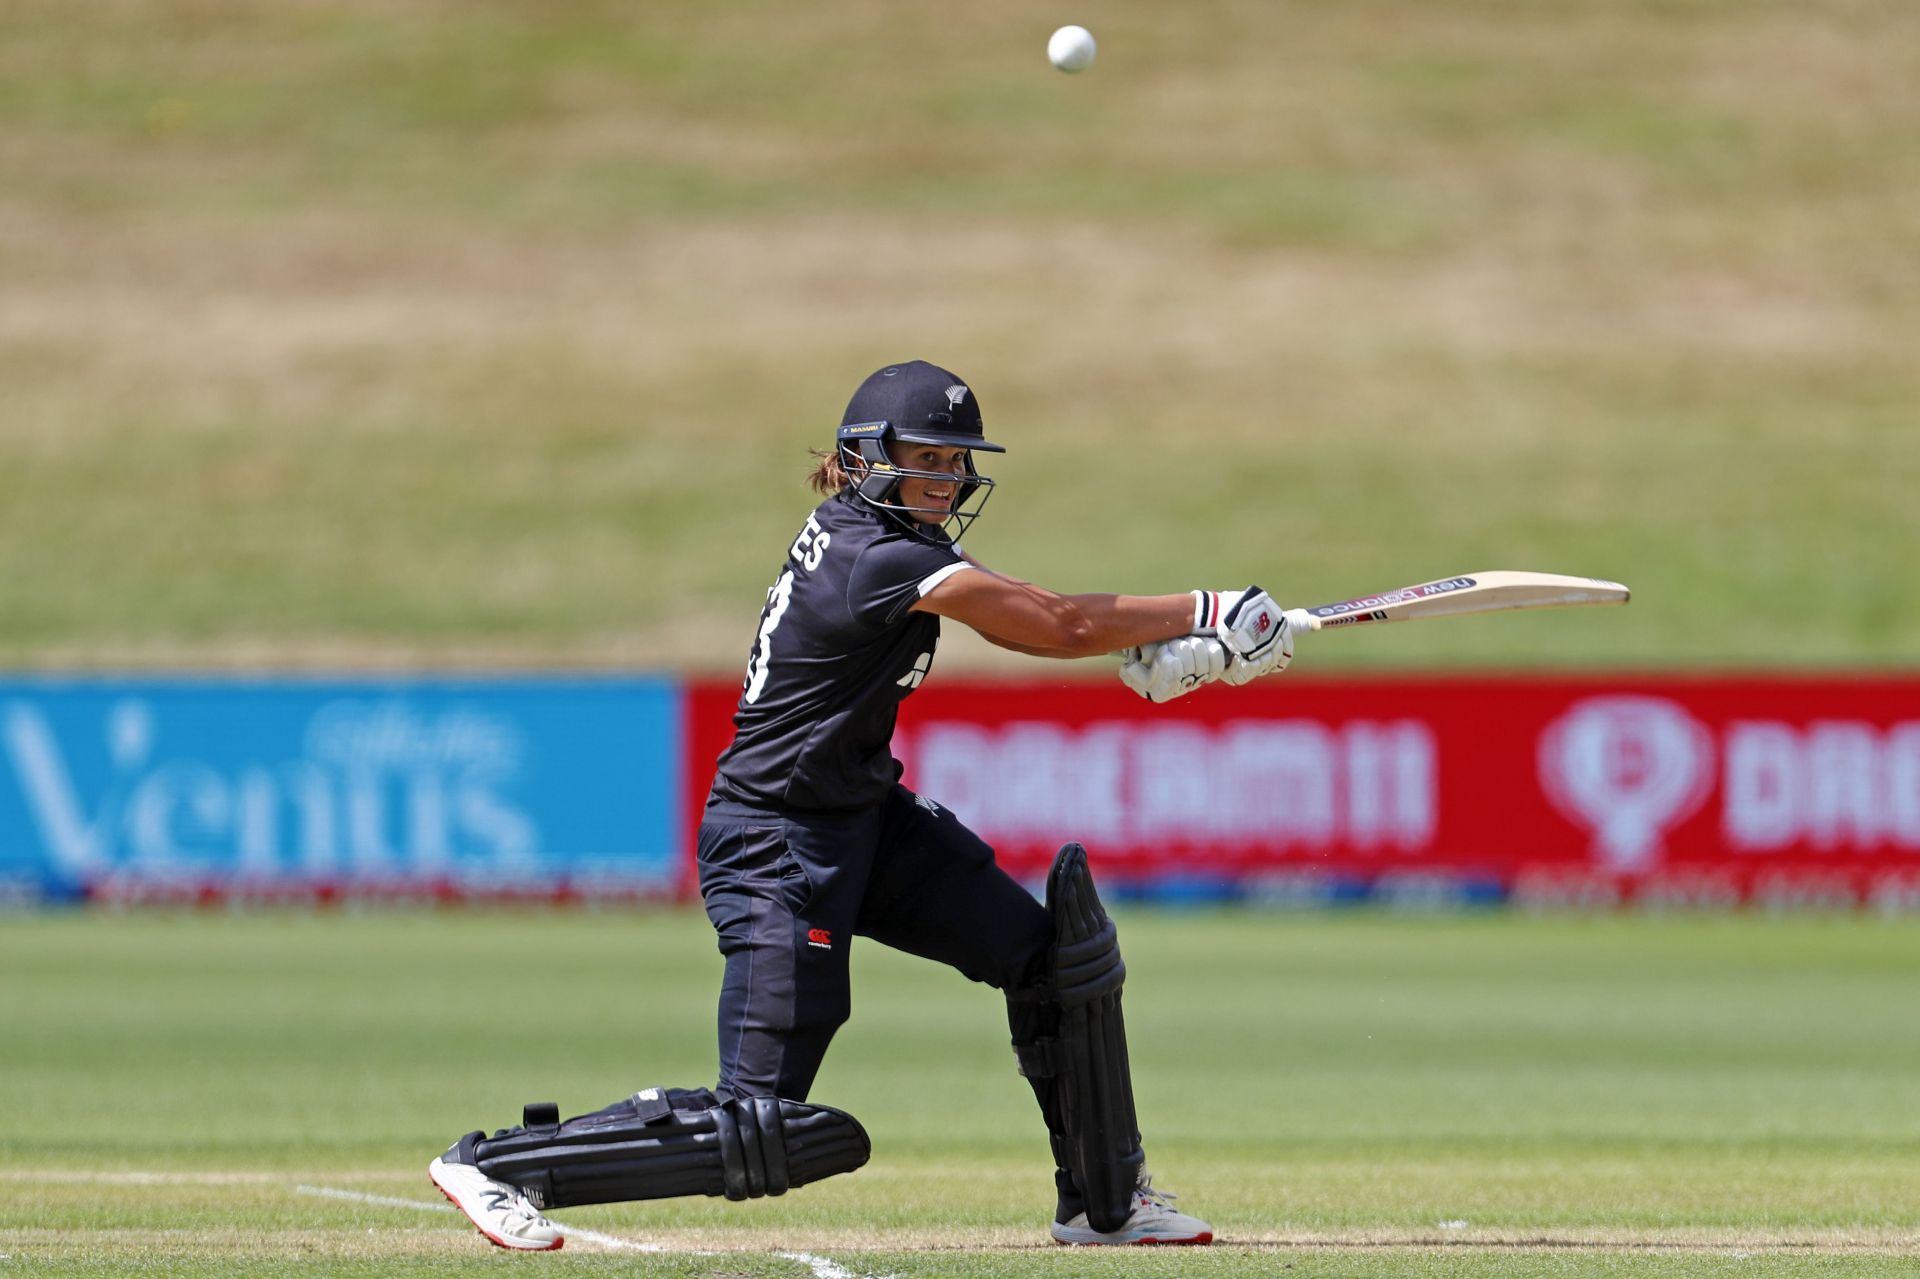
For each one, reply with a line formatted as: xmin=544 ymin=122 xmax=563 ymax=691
xmin=1292 ymin=570 xmax=1630 ymax=632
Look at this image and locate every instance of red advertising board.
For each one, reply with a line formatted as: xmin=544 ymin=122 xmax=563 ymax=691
xmin=685 ymin=675 xmax=1920 ymax=909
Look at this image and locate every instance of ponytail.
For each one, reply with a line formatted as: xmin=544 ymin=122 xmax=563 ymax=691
xmin=807 ymin=448 xmax=851 ymax=496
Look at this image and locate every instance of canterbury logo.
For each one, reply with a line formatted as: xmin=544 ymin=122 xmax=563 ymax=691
xmin=806 ymin=928 xmax=833 ymax=949
xmin=945 ymin=384 xmax=969 ymax=408
xmin=897 ymin=650 xmax=932 ymax=690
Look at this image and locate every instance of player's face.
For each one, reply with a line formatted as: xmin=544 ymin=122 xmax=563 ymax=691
xmin=886 ymin=441 xmax=971 ymax=523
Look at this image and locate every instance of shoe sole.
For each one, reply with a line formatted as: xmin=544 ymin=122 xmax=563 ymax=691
xmin=429 ymin=1159 xmax=565 ymax=1252
xmin=1051 ymin=1231 xmax=1214 ymax=1247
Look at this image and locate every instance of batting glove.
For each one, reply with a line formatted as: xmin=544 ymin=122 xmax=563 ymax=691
xmin=1218 ymin=607 xmax=1307 ymax=685
xmin=1193 ymin=586 xmax=1289 ymax=662
xmin=1116 ymin=635 xmax=1229 ymax=703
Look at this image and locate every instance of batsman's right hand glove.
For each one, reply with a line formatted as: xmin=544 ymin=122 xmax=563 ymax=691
xmin=1116 ymin=635 xmax=1228 ymax=703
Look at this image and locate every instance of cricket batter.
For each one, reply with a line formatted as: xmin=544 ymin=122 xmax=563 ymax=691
xmin=430 ymin=360 xmax=1301 ymax=1249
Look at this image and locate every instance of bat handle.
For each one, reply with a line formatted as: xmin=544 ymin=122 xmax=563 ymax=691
xmin=1284 ymin=608 xmax=1321 ymax=634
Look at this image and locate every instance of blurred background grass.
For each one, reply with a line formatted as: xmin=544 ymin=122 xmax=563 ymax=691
xmin=1 ymin=0 xmax=1915 ymax=670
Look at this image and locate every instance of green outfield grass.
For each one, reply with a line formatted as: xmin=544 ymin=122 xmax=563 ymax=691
xmin=2 ymin=0 xmax=1917 ymax=670
xmin=2 ymin=910 xmax=1916 ymax=1276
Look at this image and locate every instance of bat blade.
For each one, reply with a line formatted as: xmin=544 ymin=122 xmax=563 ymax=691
xmin=1300 ymin=571 xmax=1630 ymax=631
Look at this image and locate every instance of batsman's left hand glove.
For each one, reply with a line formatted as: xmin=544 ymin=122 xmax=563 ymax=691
xmin=1193 ymin=586 xmax=1288 ymax=663
xmin=1193 ymin=587 xmax=1301 ymax=684
xmin=1218 ymin=607 xmax=1307 ymax=685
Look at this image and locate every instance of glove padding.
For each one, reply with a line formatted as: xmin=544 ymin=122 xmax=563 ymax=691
xmin=1218 ymin=607 xmax=1307 ymax=685
xmin=1194 ymin=586 xmax=1289 ymax=666
xmin=1116 ymin=635 xmax=1228 ymax=703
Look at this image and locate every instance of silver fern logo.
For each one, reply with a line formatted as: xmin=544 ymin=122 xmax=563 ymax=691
xmin=945 ymin=384 xmax=969 ymax=409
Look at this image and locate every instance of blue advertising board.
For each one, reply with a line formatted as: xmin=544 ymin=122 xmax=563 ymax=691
xmin=0 ymin=678 xmax=682 ymax=905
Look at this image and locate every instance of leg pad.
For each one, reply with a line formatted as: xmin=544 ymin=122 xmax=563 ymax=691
xmin=470 ymin=1087 xmax=869 ymax=1209
xmin=1019 ymin=844 xmax=1144 ymax=1233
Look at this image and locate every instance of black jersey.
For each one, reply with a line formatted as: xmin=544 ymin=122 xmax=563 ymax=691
xmin=709 ymin=490 xmax=971 ymax=813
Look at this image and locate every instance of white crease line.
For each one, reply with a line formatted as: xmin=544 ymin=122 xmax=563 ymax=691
xmin=778 ymin=1252 xmax=894 ymax=1279
xmin=778 ymin=1254 xmax=849 ymax=1279
xmin=292 ymin=1184 xmax=673 ymax=1253
xmin=47 ymin=1179 xmax=894 ymax=1274
xmin=295 ymin=1185 xmax=452 ymax=1214
xmin=562 ymin=1224 xmax=671 ymax=1253
xmin=295 ymin=1185 xmax=889 ymax=1273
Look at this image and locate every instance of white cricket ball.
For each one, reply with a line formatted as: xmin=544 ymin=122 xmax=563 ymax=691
xmin=1048 ymin=25 xmax=1097 ymax=74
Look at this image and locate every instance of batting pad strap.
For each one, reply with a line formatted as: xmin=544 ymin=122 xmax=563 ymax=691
xmin=1053 ymin=920 xmax=1125 ymax=1006
xmin=716 ymin=1096 xmax=790 ymax=1199
xmin=628 ymin=1088 xmax=674 ymax=1124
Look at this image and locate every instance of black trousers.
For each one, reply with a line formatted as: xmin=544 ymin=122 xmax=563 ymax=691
xmin=696 ymin=785 xmax=1054 ymax=1103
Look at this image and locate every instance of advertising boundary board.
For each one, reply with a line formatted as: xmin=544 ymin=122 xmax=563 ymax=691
xmin=6 ymin=671 xmax=1919 ymax=910
xmin=687 ymin=673 xmax=1920 ymax=912
xmin=0 ymin=676 xmax=683 ymax=906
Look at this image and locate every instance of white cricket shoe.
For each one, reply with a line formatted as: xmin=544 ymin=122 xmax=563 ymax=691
xmin=1050 ymin=1171 xmax=1214 ymax=1246
xmin=430 ymin=1152 xmax=565 ymax=1251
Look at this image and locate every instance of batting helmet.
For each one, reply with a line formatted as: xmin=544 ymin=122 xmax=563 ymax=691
xmin=836 ymin=360 xmax=1004 ymax=540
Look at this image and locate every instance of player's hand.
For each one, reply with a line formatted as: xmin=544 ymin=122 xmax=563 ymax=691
xmin=1115 ymin=645 xmax=1152 ymax=698
xmin=1194 ymin=587 xmax=1288 ymax=663
xmin=1219 ymin=607 xmax=1305 ymax=685
xmin=1116 ymin=636 xmax=1228 ymax=702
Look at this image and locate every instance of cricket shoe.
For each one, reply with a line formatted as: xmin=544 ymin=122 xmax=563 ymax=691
xmin=430 ymin=1139 xmax=565 ymax=1252
xmin=1050 ymin=1171 xmax=1213 ymax=1246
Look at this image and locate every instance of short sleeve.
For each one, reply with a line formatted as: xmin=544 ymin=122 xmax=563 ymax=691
xmin=846 ymin=537 xmax=971 ymax=629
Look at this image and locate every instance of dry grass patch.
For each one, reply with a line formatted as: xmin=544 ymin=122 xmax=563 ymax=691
xmin=2 ymin=0 xmax=1916 ymax=667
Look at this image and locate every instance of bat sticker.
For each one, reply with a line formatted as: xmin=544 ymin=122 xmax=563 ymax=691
xmin=1311 ymin=577 xmax=1477 ymax=619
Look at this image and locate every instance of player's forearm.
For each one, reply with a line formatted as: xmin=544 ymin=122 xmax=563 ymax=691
xmin=977 ymin=630 xmax=1082 ymax=659
xmin=1022 ymin=592 xmax=1196 ymax=658
xmin=917 ymin=567 xmax=1197 ymax=657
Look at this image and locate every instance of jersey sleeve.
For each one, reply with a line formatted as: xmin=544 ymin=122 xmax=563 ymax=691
xmin=846 ymin=537 xmax=971 ymax=629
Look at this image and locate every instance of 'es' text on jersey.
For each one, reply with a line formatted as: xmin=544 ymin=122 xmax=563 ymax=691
xmin=710 ymin=491 xmax=969 ymax=813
